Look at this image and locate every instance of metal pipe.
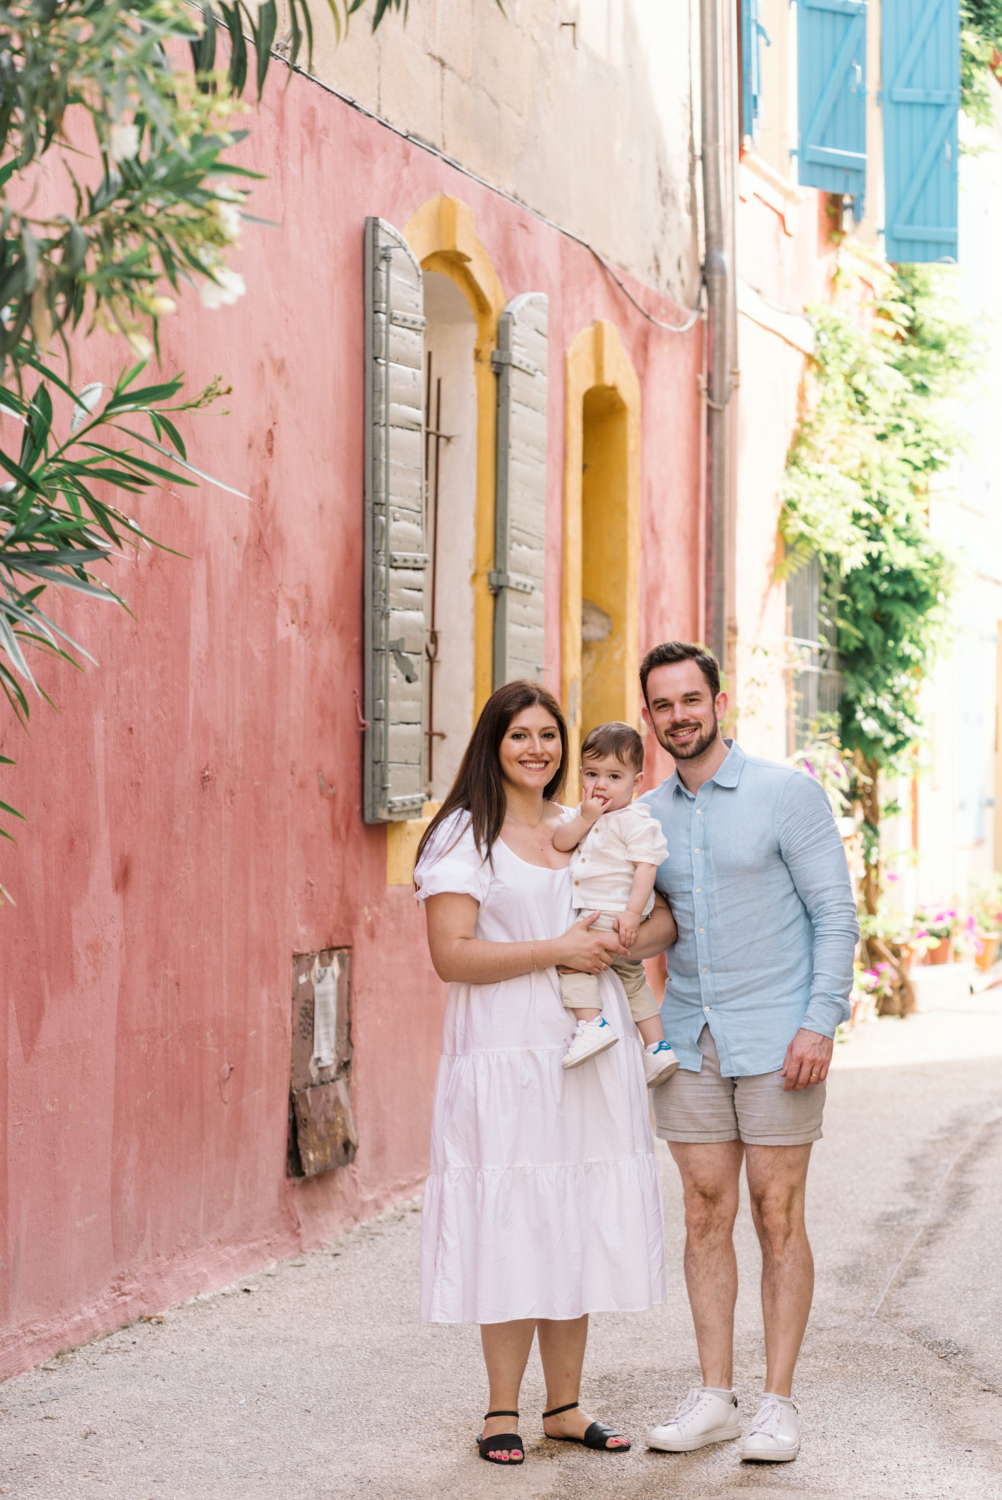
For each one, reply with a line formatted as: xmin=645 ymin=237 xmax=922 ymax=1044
xmin=699 ymin=0 xmax=731 ymax=666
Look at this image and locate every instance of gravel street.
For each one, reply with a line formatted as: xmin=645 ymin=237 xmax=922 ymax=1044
xmin=4 ymin=993 xmax=1001 ymax=1500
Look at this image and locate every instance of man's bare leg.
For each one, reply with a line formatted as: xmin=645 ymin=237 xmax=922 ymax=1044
xmin=668 ymin=1140 xmax=744 ymax=1388
xmin=744 ymin=1143 xmax=814 ymax=1397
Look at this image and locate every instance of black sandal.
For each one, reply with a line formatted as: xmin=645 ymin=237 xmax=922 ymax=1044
xmin=542 ymin=1400 xmax=631 ymax=1452
xmin=477 ymin=1410 xmax=524 ymax=1465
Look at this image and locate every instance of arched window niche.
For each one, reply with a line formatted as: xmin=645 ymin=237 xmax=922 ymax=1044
xmin=562 ymin=321 xmax=642 ymax=803
xmin=385 ymin=197 xmax=506 ymax=883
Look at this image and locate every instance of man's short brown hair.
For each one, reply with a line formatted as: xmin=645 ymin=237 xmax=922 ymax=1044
xmin=580 ymin=721 xmax=645 ymax=774
xmin=640 ymin=641 xmax=721 ymax=704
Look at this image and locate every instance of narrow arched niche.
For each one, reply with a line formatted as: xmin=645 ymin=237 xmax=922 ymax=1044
xmin=562 ymin=321 xmax=642 ymax=801
xmin=422 ymin=270 xmax=478 ymax=799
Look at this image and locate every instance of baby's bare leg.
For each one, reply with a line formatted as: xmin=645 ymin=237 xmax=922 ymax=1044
xmin=637 ymin=1014 xmax=665 ymax=1047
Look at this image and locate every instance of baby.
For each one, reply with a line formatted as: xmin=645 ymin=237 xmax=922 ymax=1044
xmin=553 ymin=721 xmax=680 ymax=1087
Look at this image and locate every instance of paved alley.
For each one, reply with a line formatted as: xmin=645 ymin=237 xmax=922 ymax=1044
xmin=3 ymin=994 xmax=1001 ymax=1500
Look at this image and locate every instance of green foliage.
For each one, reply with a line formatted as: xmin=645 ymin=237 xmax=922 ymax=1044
xmin=788 ymin=714 xmax=853 ymax=816
xmin=780 ymin=266 xmax=979 ymax=773
xmin=0 ymin=360 xmax=231 ymax=766
xmin=0 ymin=0 xmax=411 ymax=861
xmin=961 ymin=0 xmax=1002 ymax=126
xmin=969 ymin=871 xmax=1002 ymax=933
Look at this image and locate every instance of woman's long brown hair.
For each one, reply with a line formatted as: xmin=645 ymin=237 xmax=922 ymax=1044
xmin=415 ymin=680 xmax=568 ymax=869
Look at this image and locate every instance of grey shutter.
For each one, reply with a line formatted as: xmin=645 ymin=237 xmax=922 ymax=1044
xmin=490 ymin=293 xmax=548 ymax=689
xmin=363 ymin=217 xmax=428 ymax=823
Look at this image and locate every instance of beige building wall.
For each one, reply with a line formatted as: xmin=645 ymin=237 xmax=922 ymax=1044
xmin=305 ymin=0 xmax=701 ymax=308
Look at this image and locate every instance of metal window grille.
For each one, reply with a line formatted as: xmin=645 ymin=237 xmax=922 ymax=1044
xmin=786 ymin=556 xmax=842 ymax=753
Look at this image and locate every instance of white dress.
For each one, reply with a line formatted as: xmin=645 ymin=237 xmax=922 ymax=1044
xmin=415 ymin=809 xmax=666 ymax=1324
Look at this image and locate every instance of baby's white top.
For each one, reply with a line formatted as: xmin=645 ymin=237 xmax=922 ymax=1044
xmin=569 ymin=801 xmax=668 ymax=915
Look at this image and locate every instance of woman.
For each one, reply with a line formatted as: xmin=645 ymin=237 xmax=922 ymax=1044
xmin=415 ymin=681 xmax=676 ymax=1466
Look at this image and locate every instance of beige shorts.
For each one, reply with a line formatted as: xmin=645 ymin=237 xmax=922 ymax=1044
xmin=652 ymin=1026 xmax=825 ymax=1147
xmin=558 ymin=912 xmax=661 ymax=1025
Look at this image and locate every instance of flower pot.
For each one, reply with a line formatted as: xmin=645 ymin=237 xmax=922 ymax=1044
xmin=976 ymin=933 xmax=1000 ymax=972
xmin=925 ymin=937 xmax=953 ymax=966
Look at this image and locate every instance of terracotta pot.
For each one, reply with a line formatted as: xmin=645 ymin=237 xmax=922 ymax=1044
xmin=976 ymin=933 xmax=1000 ymax=973
xmin=925 ymin=937 xmax=953 ymax=966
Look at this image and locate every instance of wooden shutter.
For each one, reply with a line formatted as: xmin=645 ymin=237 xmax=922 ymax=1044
xmin=490 ymin=293 xmax=549 ymax=689
xmin=363 ymin=217 xmax=428 ymax=824
xmin=797 ymin=0 xmax=867 ymax=198
xmin=882 ymin=0 xmax=959 ymax=263
xmin=740 ymin=0 xmax=770 ymax=146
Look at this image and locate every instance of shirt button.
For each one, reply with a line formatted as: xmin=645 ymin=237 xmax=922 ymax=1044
xmin=699 ymin=927 xmax=704 ymax=933
xmin=704 ymin=1006 xmax=710 ymax=1013
xmin=694 ymin=848 xmax=700 ymax=853
xmin=702 ymin=967 xmax=707 ymax=973
xmin=696 ymin=809 xmax=702 ymax=814
xmin=696 ymin=888 xmax=701 ymax=894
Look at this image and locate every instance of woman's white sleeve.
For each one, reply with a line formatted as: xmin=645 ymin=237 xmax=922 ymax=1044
xmin=414 ymin=812 xmax=492 ymax=903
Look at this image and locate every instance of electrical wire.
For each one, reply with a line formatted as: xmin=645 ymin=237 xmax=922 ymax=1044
xmin=275 ymin=53 xmax=702 ymax=335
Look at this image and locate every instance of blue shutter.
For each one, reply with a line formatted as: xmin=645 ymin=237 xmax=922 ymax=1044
xmin=797 ymin=0 xmax=867 ymax=196
xmin=882 ymin=0 xmax=959 ymax=263
xmin=741 ymin=0 xmax=770 ymax=146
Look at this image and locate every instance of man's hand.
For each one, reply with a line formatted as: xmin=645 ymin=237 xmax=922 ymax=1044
xmin=781 ymin=1029 xmax=833 ymax=1092
xmin=614 ymin=909 xmax=642 ymax=949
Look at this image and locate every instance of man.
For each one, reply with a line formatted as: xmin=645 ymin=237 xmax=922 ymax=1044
xmin=638 ymin=640 xmax=858 ymax=1464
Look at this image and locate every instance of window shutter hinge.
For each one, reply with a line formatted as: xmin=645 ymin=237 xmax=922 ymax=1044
xmin=488 ymin=571 xmax=535 ymax=596
xmin=387 ymin=638 xmax=420 ymax=683
xmin=491 ymin=350 xmax=542 ymax=378
xmin=389 ymin=311 xmax=427 ymax=331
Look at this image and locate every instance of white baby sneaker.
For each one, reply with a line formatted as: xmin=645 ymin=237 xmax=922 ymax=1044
xmin=562 ymin=1017 xmax=618 ymax=1070
xmin=643 ymin=1041 xmax=680 ymax=1088
xmin=647 ymin=1387 xmax=740 ymax=1452
xmin=739 ymin=1393 xmax=801 ymax=1462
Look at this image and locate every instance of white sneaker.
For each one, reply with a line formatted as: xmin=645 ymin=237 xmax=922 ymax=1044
xmin=643 ymin=1042 xmax=680 ymax=1088
xmin=562 ymin=1017 xmax=618 ymax=1070
xmin=740 ymin=1394 xmax=801 ymax=1462
xmin=647 ymin=1387 xmax=740 ymax=1452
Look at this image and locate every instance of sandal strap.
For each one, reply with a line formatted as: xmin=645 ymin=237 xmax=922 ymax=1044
xmin=583 ymin=1419 xmax=628 ymax=1450
xmin=542 ymin=1401 xmax=579 ymax=1419
xmin=484 ymin=1410 xmax=519 ymax=1419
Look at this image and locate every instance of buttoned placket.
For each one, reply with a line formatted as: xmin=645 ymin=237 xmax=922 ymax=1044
xmin=681 ymin=780 xmax=716 ymax=1017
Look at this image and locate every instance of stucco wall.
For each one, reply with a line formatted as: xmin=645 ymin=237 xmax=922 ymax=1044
xmin=307 ymin=0 xmax=701 ymax=308
xmin=0 ymin=61 xmax=700 ymax=1377
xmin=732 ymin=185 xmax=835 ymax=757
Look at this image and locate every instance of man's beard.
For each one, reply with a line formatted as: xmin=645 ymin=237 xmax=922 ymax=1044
xmin=656 ymin=712 xmax=719 ymax=762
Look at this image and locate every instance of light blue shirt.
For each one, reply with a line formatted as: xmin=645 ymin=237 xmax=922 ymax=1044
xmin=639 ymin=740 xmax=859 ymax=1077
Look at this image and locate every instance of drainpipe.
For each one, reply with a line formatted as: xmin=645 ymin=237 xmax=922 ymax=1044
xmin=699 ymin=0 xmax=732 ymax=667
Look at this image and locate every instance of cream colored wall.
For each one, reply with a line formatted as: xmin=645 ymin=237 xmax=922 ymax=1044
xmin=896 ymin=93 xmax=1002 ymax=913
xmin=753 ymin=0 xmax=795 ymax=179
xmin=306 ymin=0 xmax=700 ymax=307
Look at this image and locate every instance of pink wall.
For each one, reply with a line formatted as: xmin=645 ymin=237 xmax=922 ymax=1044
xmin=0 ymin=68 xmax=700 ymax=1377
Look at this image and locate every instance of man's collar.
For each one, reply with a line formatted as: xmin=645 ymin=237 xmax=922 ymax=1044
xmin=669 ymin=738 xmax=743 ymax=796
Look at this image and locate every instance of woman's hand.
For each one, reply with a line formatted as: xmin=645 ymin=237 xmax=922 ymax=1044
xmin=552 ymin=911 xmax=627 ymax=974
xmin=424 ymin=896 xmax=627 ymax=986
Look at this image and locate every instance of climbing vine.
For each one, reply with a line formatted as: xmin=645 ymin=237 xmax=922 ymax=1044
xmin=780 ymin=263 xmax=979 ymax=916
xmin=961 ymin=0 xmax=1002 ymax=128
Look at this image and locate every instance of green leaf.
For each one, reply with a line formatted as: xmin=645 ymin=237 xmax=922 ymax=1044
xmin=221 ymin=3 xmax=249 ymax=95
xmin=255 ymin=0 xmax=278 ymax=98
